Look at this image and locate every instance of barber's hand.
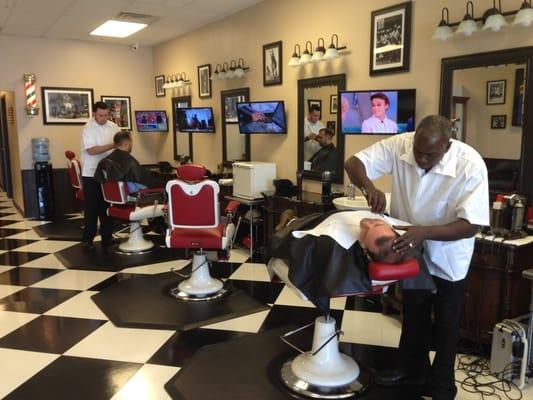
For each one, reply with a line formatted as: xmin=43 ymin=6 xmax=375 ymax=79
xmin=251 ymin=112 xmax=266 ymax=122
xmin=392 ymin=225 xmax=429 ymax=255
xmin=366 ymin=187 xmax=386 ymax=214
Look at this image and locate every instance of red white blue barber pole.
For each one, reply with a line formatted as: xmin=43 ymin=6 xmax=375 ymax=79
xmin=23 ymin=73 xmax=39 ymax=116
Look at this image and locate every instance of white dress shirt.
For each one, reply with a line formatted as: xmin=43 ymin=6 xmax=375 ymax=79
xmin=361 ymin=115 xmax=398 ymax=133
xmin=81 ymin=119 xmax=120 ymax=177
xmin=355 ymin=132 xmax=489 ymax=281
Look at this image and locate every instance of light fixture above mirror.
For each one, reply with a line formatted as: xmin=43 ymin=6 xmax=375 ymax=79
xmin=211 ymin=59 xmax=249 ymax=81
xmin=288 ymin=35 xmax=347 ymax=67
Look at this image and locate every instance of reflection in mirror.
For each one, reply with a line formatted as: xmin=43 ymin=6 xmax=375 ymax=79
xmin=172 ymin=96 xmax=192 ymax=163
xmin=440 ymin=47 xmax=533 ymax=200
xmin=221 ymin=87 xmax=250 ymax=166
xmin=298 ymin=74 xmax=345 ymax=183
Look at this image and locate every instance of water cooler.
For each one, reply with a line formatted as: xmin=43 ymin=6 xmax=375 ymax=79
xmin=32 ymin=138 xmax=55 ymax=219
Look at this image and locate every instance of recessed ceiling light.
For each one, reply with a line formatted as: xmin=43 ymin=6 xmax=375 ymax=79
xmin=90 ymin=20 xmax=147 ymax=38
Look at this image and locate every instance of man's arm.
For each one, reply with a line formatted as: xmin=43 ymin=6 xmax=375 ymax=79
xmin=392 ymin=219 xmax=479 ymax=255
xmin=344 ymin=156 xmax=386 ymax=213
xmin=86 ymin=143 xmax=115 ymax=156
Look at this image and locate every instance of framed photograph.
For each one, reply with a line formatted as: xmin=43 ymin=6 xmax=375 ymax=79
xmin=224 ymin=94 xmax=246 ymax=123
xmin=491 ymin=115 xmax=507 ymax=129
xmin=198 ymin=64 xmax=212 ymax=99
xmin=263 ymin=40 xmax=283 ymax=86
xmin=330 ymin=94 xmax=338 ymax=114
xmin=370 ymin=1 xmax=412 ymax=76
xmin=512 ymin=68 xmax=525 ymax=126
xmin=155 ymin=75 xmax=165 ymax=97
xmin=100 ymin=96 xmax=132 ymax=130
xmin=308 ymin=99 xmax=322 ymax=116
xmin=41 ymin=87 xmax=93 ymax=125
xmin=487 ymin=80 xmax=506 ymax=105
xmin=326 ymin=120 xmax=336 ymax=133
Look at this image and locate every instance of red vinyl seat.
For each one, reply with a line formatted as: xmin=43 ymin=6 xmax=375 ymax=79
xmin=65 ymin=150 xmax=84 ymax=201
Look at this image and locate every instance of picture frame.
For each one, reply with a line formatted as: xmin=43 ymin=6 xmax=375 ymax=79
xmin=370 ymin=1 xmax=412 ymax=76
xmin=308 ymin=99 xmax=322 ymax=116
xmin=326 ymin=120 xmax=336 ymax=134
xmin=100 ymin=96 xmax=132 ymax=130
xmin=491 ymin=115 xmax=507 ymax=129
xmin=486 ymin=80 xmax=506 ymax=105
xmin=330 ymin=94 xmax=338 ymax=114
xmin=155 ymin=75 xmax=165 ymax=97
xmin=41 ymin=87 xmax=93 ymax=125
xmin=263 ymin=40 xmax=283 ymax=86
xmin=224 ymin=94 xmax=246 ymax=123
xmin=197 ymin=64 xmax=212 ymax=99
xmin=512 ymin=68 xmax=525 ymax=126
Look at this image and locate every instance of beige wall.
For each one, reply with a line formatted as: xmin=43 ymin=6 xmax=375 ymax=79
xmin=454 ymin=64 xmax=524 ymax=159
xmin=153 ymin=0 xmax=533 ymax=193
xmin=0 ymin=91 xmax=23 ymax=209
xmin=0 ymin=35 xmax=156 ymax=211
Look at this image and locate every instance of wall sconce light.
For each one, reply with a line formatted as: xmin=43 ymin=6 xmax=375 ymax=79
xmin=176 ymin=72 xmax=191 ymax=87
xmin=210 ymin=59 xmax=249 ymax=80
xmin=288 ymin=35 xmax=347 ymax=67
xmin=23 ymin=73 xmax=39 ymax=116
xmin=433 ymin=0 xmax=533 ymax=41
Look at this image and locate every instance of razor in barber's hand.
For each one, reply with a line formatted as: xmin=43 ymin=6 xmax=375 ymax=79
xmin=360 ymin=186 xmax=387 ymax=214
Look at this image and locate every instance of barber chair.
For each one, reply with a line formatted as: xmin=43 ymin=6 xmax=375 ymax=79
xmin=65 ymin=150 xmax=84 ymax=202
xmin=270 ymin=258 xmax=419 ymax=398
xmin=165 ymin=164 xmax=239 ymax=301
xmin=101 ymin=180 xmax=165 ymax=253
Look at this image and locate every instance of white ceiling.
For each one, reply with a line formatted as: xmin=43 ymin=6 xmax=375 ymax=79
xmin=0 ymin=0 xmax=262 ymax=47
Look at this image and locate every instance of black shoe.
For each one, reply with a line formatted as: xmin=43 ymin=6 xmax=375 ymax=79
xmin=81 ymin=241 xmax=96 ymax=251
xmin=102 ymin=238 xmax=121 ymax=247
xmin=375 ymin=369 xmax=426 ymax=387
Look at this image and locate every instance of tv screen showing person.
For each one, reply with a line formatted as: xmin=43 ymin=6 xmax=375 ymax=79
xmin=237 ymin=101 xmax=287 ymax=134
xmin=340 ymin=89 xmax=416 ymax=135
xmin=176 ymin=107 xmax=215 ymax=133
xmin=134 ymin=111 xmax=169 ymax=132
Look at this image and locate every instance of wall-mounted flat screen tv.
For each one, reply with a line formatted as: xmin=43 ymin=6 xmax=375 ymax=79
xmin=176 ymin=107 xmax=215 ymax=133
xmin=134 ymin=110 xmax=169 ymax=132
xmin=339 ymin=89 xmax=416 ymax=134
xmin=236 ymin=101 xmax=287 ymax=134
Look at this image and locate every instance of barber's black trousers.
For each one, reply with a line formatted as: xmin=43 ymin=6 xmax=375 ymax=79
xmin=399 ymin=277 xmax=466 ymax=400
xmin=82 ymin=177 xmax=113 ymax=244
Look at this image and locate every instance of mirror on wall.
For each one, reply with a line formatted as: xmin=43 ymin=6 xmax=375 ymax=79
xmin=440 ymin=47 xmax=533 ymax=199
xmin=297 ymin=74 xmax=346 ymax=184
xmin=221 ymin=87 xmax=250 ymax=166
xmin=172 ymin=96 xmax=192 ymax=162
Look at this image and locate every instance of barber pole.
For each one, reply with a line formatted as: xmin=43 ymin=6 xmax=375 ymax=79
xmin=23 ymin=73 xmax=39 ymax=116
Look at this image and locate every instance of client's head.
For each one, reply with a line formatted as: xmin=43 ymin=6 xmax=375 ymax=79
xmin=114 ymin=131 xmax=133 ymax=153
xmin=359 ymin=218 xmax=402 ymax=263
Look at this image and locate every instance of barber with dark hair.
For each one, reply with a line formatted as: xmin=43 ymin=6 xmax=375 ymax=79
xmin=345 ymin=115 xmax=489 ymax=400
xmin=309 ymin=128 xmax=337 ymax=173
xmin=80 ymin=101 xmax=120 ymax=250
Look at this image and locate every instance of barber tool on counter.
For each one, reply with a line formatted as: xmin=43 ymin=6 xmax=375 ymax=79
xmin=490 ymin=193 xmax=527 ymax=239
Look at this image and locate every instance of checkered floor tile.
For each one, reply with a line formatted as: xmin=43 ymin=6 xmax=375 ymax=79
xmin=0 ymin=191 xmax=530 ymax=399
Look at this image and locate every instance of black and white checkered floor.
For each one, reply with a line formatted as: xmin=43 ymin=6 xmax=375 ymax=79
xmin=0 ymin=191 xmax=531 ymax=399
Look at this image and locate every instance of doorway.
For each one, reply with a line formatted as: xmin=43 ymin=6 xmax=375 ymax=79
xmin=0 ymin=94 xmax=13 ymax=197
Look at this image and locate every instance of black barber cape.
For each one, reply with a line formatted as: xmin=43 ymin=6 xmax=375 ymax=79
xmin=270 ymin=211 xmax=435 ymax=314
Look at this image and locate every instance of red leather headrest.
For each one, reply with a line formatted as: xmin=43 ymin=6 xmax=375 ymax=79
xmin=368 ymin=258 xmax=419 ymax=281
xmin=177 ymin=164 xmax=206 ymax=181
xmin=65 ymin=150 xmax=76 ymax=160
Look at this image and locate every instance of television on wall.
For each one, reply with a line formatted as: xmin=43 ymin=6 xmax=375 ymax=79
xmin=236 ymin=101 xmax=287 ymax=134
xmin=339 ymin=89 xmax=416 ymax=134
xmin=176 ymin=107 xmax=215 ymax=133
xmin=134 ymin=110 xmax=169 ymax=132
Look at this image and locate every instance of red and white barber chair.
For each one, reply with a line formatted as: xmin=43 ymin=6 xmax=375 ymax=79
xmin=101 ymin=180 xmax=165 ymax=253
xmin=165 ymin=164 xmax=239 ymax=301
xmin=65 ymin=151 xmax=84 ymax=202
xmin=270 ymin=258 xmax=419 ymax=398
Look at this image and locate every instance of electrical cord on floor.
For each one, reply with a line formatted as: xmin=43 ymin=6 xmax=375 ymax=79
xmin=171 ymin=258 xmax=209 ymax=279
xmin=456 ymin=354 xmax=523 ymax=400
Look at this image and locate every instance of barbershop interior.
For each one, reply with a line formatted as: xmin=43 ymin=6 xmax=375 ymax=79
xmin=2 ymin=0 xmax=533 ymax=398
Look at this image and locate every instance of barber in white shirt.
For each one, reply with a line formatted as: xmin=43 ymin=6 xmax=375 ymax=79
xmin=345 ymin=115 xmax=489 ymax=400
xmin=303 ymin=105 xmax=325 ymax=161
xmin=361 ymin=92 xmax=398 ymax=133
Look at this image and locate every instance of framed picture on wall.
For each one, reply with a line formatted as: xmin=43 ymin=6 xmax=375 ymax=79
xmin=100 ymin=96 xmax=132 ymax=130
xmin=330 ymin=94 xmax=338 ymax=114
xmin=198 ymin=64 xmax=212 ymax=99
xmin=487 ymin=80 xmax=506 ymax=105
xmin=326 ymin=120 xmax=336 ymax=133
xmin=155 ymin=75 xmax=165 ymax=97
xmin=491 ymin=114 xmax=507 ymax=129
xmin=41 ymin=87 xmax=93 ymax=125
xmin=263 ymin=40 xmax=283 ymax=86
xmin=308 ymin=99 xmax=322 ymax=117
xmin=369 ymin=1 xmax=412 ymax=76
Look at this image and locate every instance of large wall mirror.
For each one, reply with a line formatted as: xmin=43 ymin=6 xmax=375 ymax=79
xmin=172 ymin=96 xmax=193 ymax=162
xmin=440 ymin=48 xmax=533 ymax=200
xmin=297 ymin=74 xmax=346 ymax=184
xmin=221 ymin=87 xmax=250 ymax=166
